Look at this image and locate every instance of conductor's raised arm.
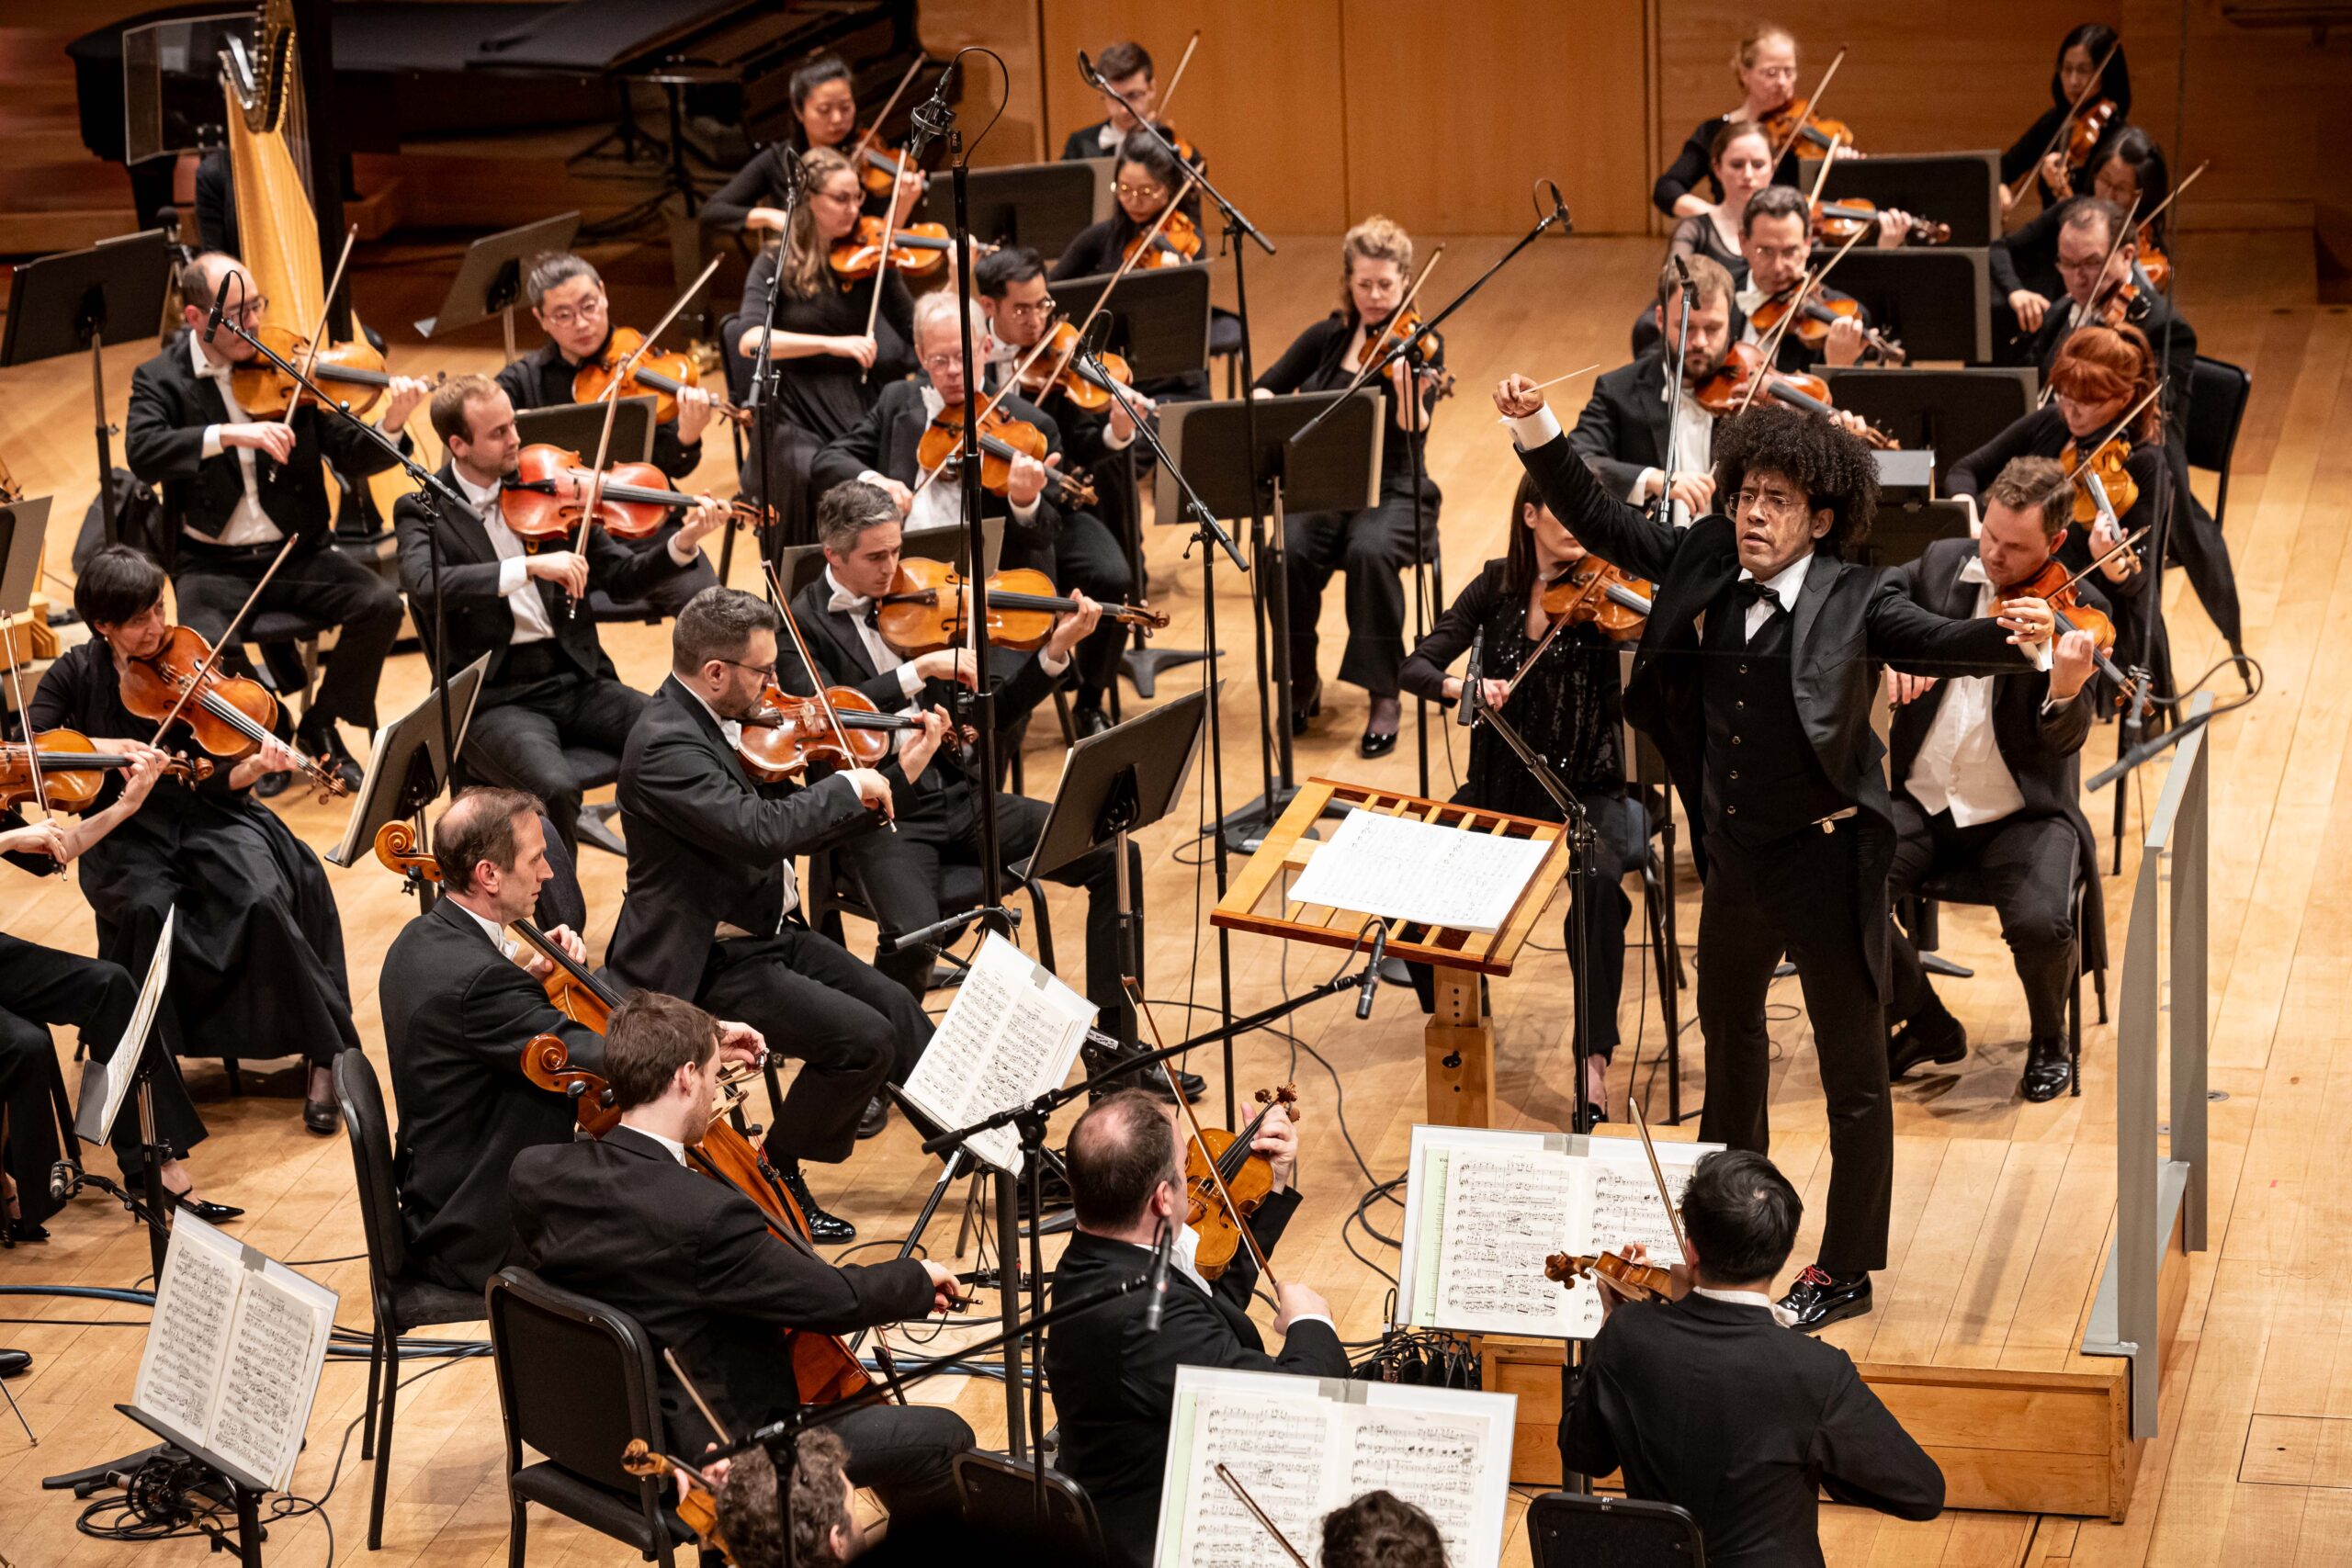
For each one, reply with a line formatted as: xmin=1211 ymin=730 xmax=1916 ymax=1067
xmin=1494 ymin=376 xmax=1683 ymax=585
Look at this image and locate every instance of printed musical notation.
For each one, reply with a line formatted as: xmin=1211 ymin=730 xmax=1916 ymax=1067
xmin=1343 ymin=1409 xmax=1491 ymax=1567
xmin=1434 ymin=1151 xmax=1577 ymax=1336
xmin=1285 ymin=808 xmax=1554 ymax=931
xmin=896 ymin=932 xmax=1096 ymax=1173
xmin=1178 ymin=1398 xmax=1329 ymax=1568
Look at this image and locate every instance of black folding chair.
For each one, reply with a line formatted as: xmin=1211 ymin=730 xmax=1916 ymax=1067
xmin=1528 ymin=1488 xmax=1706 ymax=1566
xmin=2185 ymin=355 xmax=2251 ymax=533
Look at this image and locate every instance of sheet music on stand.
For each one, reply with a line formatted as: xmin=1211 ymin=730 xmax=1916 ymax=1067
xmin=74 ymin=908 xmax=172 ymax=1146
xmin=1286 ymin=808 xmax=1555 ymax=931
xmin=1154 ymin=1365 xmax=1516 ymax=1568
xmin=130 ymin=1212 xmax=338 ymax=1495
xmin=1396 ymin=1124 xmax=1720 ymax=1340
xmin=894 ymin=932 xmax=1094 ymax=1175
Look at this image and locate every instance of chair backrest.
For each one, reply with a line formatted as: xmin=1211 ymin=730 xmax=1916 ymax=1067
xmin=2185 ymin=355 xmax=2251 ymax=477
xmin=1527 ymin=1489 xmax=1706 ymax=1568
xmin=952 ymin=1451 xmax=1102 ymax=1552
xmin=332 ymin=1051 xmax=411 ymax=1300
xmin=486 ymin=1268 xmax=669 ymax=1504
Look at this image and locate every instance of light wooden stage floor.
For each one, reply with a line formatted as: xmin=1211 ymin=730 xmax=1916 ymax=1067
xmin=1 ymin=230 xmax=2345 ymax=1567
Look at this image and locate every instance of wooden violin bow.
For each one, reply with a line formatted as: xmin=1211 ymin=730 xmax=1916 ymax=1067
xmin=858 ymin=145 xmax=911 ymax=385
xmin=1214 ymin=1463 xmax=1311 ymax=1567
xmin=1124 ymin=976 xmax=1280 ymax=1288
xmin=2003 ymin=36 xmax=2124 ymax=209
xmin=279 ymin=225 xmax=356 ymax=427
xmin=1768 ymin=44 xmax=1847 ymax=163
xmin=853 ymin=57 xmax=928 ymax=168
xmin=1152 ymin=29 xmax=1204 ymax=121
xmin=0 ymin=604 xmax=62 ymax=875
xmin=1628 ymin=1098 xmax=1690 ymax=1261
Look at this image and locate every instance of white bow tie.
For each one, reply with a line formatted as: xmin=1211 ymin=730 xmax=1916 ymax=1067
xmin=828 ymin=588 xmax=870 ymax=615
xmin=194 ymin=354 xmax=233 ymax=382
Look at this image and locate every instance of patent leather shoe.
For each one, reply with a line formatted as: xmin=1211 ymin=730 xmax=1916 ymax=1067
xmin=1778 ymin=1264 xmax=1872 ymax=1332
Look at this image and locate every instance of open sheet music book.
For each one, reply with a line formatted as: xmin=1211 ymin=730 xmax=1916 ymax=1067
xmin=1396 ymin=1123 xmax=1721 ymax=1340
xmin=895 ymin=931 xmax=1096 ymax=1175
xmin=130 ymin=1213 xmax=339 ymax=1494
xmin=1283 ymin=807 xmax=1555 ymax=931
xmin=1154 ymin=1366 xmax=1516 ymax=1568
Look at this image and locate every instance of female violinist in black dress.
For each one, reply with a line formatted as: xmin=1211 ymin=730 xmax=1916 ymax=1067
xmin=1048 ymin=131 xmax=1223 ymax=400
xmin=2000 ymin=24 xmax=2132 ymax=217
xmin=1654 ymin=23 xmax=1806 ymax=219
xmin=27 ymin=547 xmax=362 ymax=1135
xmin=734 ymin=146 xmax=919 ymax=548
xmin=1667 ymin=118 xmax=1775 ymax=288
xmin=1400 ymin=472 xmax=1645 ymax=1121
xmin=1255 ymin=216 xmax=1446 ymax=759
xmin=702 ymin=53 xmax=922 ymax=233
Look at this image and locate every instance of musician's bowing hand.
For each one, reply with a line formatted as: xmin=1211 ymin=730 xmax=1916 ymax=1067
xmin=715 ymin=1020 xmax=766 ymax=1069
xmin=1666 ymin=470 xmax=1716 ymax=516
xmin=526 ymin=549 xmax=592 ymax=598
xmin=1272 ymin=1280 xmax=1332 ymax=1336
xmin=842 ymin=766 xmax=895 ymax=818
xmin=0 ymin=820 xmax=74 ymax=864
xmin=1045 ymin=594 xmax=1102 ymax=663
xmin=2007 ymin=289 xmax=2051 ymax=334
xmin=2052 ymin=628 xmax=2098 ymax=703
xmin=1108 ymin=389 xmax=1156 ymax=445
xmin=898 ymin=705 xmax=952 ymax=783
xmin=743 ymin=206 xmax=790 ymax=233
xmin=867 ymin=474 xmax=912 ymax=515
xmin=920 ymin=1260 xmax=963 ymax=1314
xmin=1883 ymin=669 xmax=1939 ymax=706
xmin=1997 ymin=594 xmax=2057 ymax=650
xmin=1493 ymin=375 xmax=1546 ymax=420
xmin=833 ymin=334 xmax=879 ymax=370
xmin=1251 ymin=1101 xmax=1299 ymax=1194
xmin=220 ymin=422 xmax=299 ymax=464
xmin=675 ymin=384 xmax=714 ymax=444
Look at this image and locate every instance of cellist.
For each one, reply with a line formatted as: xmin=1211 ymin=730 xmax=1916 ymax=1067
xmin=509 ymin=990 xmax=971 ymax=1524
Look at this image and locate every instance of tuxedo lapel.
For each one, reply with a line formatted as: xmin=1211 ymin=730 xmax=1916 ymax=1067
xmin=1790 ymin=550 xmax=1838 ymax=673
xmin=1634 ymin=354 xmax=1673 ymax=468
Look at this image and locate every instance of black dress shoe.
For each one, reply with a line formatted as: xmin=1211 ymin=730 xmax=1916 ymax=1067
xmin=6 ymin=1217 xmax=48 ymax=1245
xmin=1290 ymin=680 xmax=1323 ymax=737
xmin=1778 ymin=1265 xmax=1872 ymax=1332
xmin=1071 ymin=704 xmax=1114 ymax=739
xmin=857 ymin=1097 xmax=889 ymax=1140
xmin=1888 ymin=1009 xmax=1967 ymax=1080
xmin=1360 ymin=695 xmax=1400 ymax=759
xmin=0 ymin=1348 xmax=29 ymax=1378
xmin=174 ymin=1195 xmax=245 ymax=1224
xmin=298 ymin=721 xmax=366 ymax=795
xmin=302 ymin=1097 xmax=340 ymax=1135
xmin=2019 ymin=1036 xmax=2072 ymax=1102
xmin=778 ymin=1163 xmax=856 ymax=1244
xmin=254 ymin=768 xmax=294 ymax=800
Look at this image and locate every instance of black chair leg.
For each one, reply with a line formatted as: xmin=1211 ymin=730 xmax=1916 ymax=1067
xmin=368 ymin=1326 xmax=400 ymax=1549
xmin=2068 ymin=881 xmax=2087 ymax=1099
xmin=507 ymin=1493 xmax=528 ymax=1568
xmin=360 ymin=1323 xmax=382 ymax=1461
xmin=224 ymin=1058 xmax=243 ymax=1096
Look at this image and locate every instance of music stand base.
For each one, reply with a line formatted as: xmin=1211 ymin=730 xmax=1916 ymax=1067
xmin=1119 ymin=644 xmax=1210 ymax=699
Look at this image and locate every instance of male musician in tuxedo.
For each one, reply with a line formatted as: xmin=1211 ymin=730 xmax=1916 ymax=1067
xmin=1497 ymin=381 xmax=2053 ymax=1330
xmin=788 ymin=480 xmax=1174 ymax=1074
xmin=1882 ymin=457 xmax=2108 ymax=1103
xmin=395 ymin=375 xmax=729 ymax=857
xmin=124 ymin=251 xmax=424 ymax=789
xmin=1058 ymin=39 xmax=1187 ymax=163
xmin=609 ymin=586 xmax=949 ymax=1238
xmin=974 ymin=244 xmax=1148 ymax=733
xmin=1736 ymin=186 xmax=1882 ymax=372
xmin=1573 ymin=256 xmax=1740 ymax=524
xmin=510 ymin=991 xmax=972 ymax=1519
xmin=1044 ymin=1089 xmax=1348 ymax=1564
xmin=494 ymin=252 xmax=722 ymax=615
xmin=1565 ymin=1149 xmax=1945 ymax=1564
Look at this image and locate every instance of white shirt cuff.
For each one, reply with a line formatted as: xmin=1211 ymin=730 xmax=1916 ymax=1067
xmin=1632 ymin=467 xmax=1661 ymax=503
xmin=1289 ymin=1314 xmax=1336 ymax=1333
xmin=1039 ymin=647 xmax=1071 ymax=679
xmin=498 ymin=557 xmax=529 ymax=596
xmin=202 ymin=425 xmax=223 ymax=460
xmin=1011 ymin=495 xmax=1042 ymax=525
xmin=1102 ymin=420 xmax=1137 ymax=451
xmin=1503 ymin=406 xmax=1563 ymax=451
xmin=666 ymin=531 xmax=699 ymax=567
xmin=896 ymin=662 xmax=925 ymax=698
xmin=857 ymin=468 xmax=887 ymax=490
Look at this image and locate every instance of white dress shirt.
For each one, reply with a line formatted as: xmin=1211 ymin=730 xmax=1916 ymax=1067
xmin=822 ymin=564 xmax=1070 ymax=716
xmin=1904 ymin=558 xmax=2059 ymax=827
xmin=451 ymin=466 xmax=554 ymax=644
xmin=1735 ymin=551 xmax=1813 ymax=642
xmin=1135 ymin=1223 xmax=1334 ymax=1334
xmin=866 ymin=385 xmax=1044 ymax=537
xmin=630 ymin=1124 xmax=692 ymax=1166
xmin=1503 ymin=400 xmax=1708 ymax=528
xmin=191 ymin=332 xmax=281 ymax=547
xmin=448 ymin=895 xmax=519 ymax=960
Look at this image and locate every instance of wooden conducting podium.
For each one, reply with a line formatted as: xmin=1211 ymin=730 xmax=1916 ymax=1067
xmin=1210 ymin=779 xmax=1567 ymax=1128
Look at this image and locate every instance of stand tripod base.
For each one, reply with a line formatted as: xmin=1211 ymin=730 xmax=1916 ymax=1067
xmin=1216 ymin=786 xmax=1308 ymax=856
xmin=1120 ymin=644 xmax=1210 ymax=699
xmin=1425 ymin=968 xmax=1496 ymax=1128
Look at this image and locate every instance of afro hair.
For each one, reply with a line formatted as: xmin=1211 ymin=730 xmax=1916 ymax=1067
xmin=1710 ymin=402 xmax=1880 ymax=559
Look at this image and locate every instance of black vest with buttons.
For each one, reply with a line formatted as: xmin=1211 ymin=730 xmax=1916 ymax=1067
xmin=1699 ymin=578 xmax=1845 ymax=848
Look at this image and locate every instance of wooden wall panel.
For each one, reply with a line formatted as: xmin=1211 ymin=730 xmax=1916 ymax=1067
xmin=919 ymin=0 xmax=1046 ymax=165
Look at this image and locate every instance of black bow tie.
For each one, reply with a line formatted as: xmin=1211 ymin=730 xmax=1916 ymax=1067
xmin=1736 ymin=580 xmax=1781 ymax=610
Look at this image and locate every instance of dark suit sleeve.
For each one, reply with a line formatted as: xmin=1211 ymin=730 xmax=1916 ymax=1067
xmin=2002 ymin=107 xmax=2064 ymax=185
xmin=1865 ymin=570 xmax=2034 ymax=678
xmin=394 ymin=491 xmax=507 ymax=604
xmin=1566 ymin=382 xmax=1651 ymax=502
xmin=1560 ymin=1318 xmax=1626 ymax=1479
xmin=784 ymin=612 xmax=910 ymax=714
xmin=632 ymin=723 xmax=874 ymax=861
xmin=585 ymin=521 xmax=690 ymax=601
xmin=493 ymin=356 xmax=537 ymax=412
xmin=1252 ymin=323 xmax=1326 ymax=397
xmin=1209 ymin=1187 xmax=1306 ymax=1314
xmin=813 ymin=399 xmax=893 ymax=494
xmin=1944 ymin=411 xmax=2043 ymax=502
xmin=650 ymin=422 xmax=701 ymax=482
xmin=1516 ymin=431 xmax=1682 ymax=584
xmin=693 ymin=1196 xmax=935 ymax=1333
xmin=1653 ymin=119 xmax=1715 ymax=216
xmin=1813 ymin=1358 xmax=1945 ymax=1520
xmin=310 ymin=404 xmax=402 ymax=479
xmin=125 ymin=357 xmax=208 ymax=485
xmin=1987 ymin=201 xmax=2064 ymax=296
xmin=1400 ymin=567 xmax=1503 ymax=704
xmin=702 ymin=148 xmax=779 ymax=231
xmin=463 ymin=959 xmax=608 ymax=1076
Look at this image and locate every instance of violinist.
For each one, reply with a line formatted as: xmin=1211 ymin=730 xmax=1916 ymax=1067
xmin=1881 ymin=458 xmax=2109 ymax=1104
xmin=393 ymin=377 xmax=729 ymax=858
xmin=1397 ymin=472 xmax=1643 ymax=1120
xmin=1049 ymin=133 xmax=1217 ymax=397
xmin=2000 ymin=24 xmax=2132 ymax=215
xmin=736 ymin=147 xmax=920 ymax=547
xmin=2028 ymin=199 xmax=2198 ymax=439
xmin=1735 ymin=186 xmax=1883 ymax=372
xmin=494 ymin=253 xmax=722 ymax=615
xmin=610 ymin=587 xmax=950 ymax=1239
xmin=1665 ymin=119 xmax=1775 ymax=287
xmin=125 ymin=251 xmax=419 ymax=793
xmin=712 ymin=1432 xmax=861 ymax=1568
xmin=1254 ymin=216 xmax=1446 ymax=759
xmin=702 ymin=53 xmax=924 ymax=233
xmin=1653 ymin=24 xmax=1808 ymax=219
xmin=28 ymin=546 xmax=362 ymax=1135
xmin=1045 ymin=1089 xmax=1347 ymax=1566
xmin=974 ymin=245 xmax=1147 ymax=733
xmin=1572 ymin=256 xmax=1738 ymax=524
xmin=509 ymin=991 xmax=973 ymax=1521
xmin=1995 ymin=128 xmax=2168 ymax=341
xmin=1059 ymin=39 xmax=1203 ymax=176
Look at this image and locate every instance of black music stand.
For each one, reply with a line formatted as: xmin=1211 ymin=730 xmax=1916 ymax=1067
xmin=915 ymin=161 xmax=1102 ymax=260
xmin=1812 ymin=247 xmax=1991 ymax=365
xmin=414 ymin=210 xmax=583 ymax=363
xmin=1045 ymin=265 xmax=1212 ymax=386
xmin=1818 ymin=151 xmax=2002 ymax=247
xmin=324 ymin=653 xmax=490 ymax=875
xmin=1823 ymin=367 xmax=2037 ymax=485
xmin=512 ymin=398 xmax=659 ymax=465
xmin=1872 ymin=449 xmax=1936 ymax=507
xmin=1858 ymin=499 xmax=1973 ymax=572
xmin=0 ymin=229 xmax=174 ymax=548
xmin=1155 ymin=390 xmax=1381 ymax=851
xmin=0 ymin=495 xmax=51 ymax=621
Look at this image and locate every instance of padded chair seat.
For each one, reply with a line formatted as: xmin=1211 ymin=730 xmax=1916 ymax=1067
xmin=562 ymin=745 xmax=622 ymax=791
xmin=511 ymin=1461 xmax=695 ymax=1553
xmin=245 ymin=608 xmax=334 ymax=641
xmin=388 ymin=1275 xmax=489 ymax=1334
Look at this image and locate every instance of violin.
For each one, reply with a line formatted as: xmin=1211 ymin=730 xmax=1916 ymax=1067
xmin=2138 ymin=226 xmax=2171 ymax=294
xmin=572 ymin=326 xmax=746 ymax=430
xmin=1363 ymin=309 xmax=1456 ymax=406
xmin=0 ymin=729 xmax=209 ymax=812
xmin=1692 ymin=343 xmax=1896 ymax=447
xmin=1541 ymin=558 xmax=1653 ymax=642
xmin=1993 ymin=554 xmax=2139 ymax=705
xmin=851 ymin=137 xmax=921 ymax=199
xmin=1810 ymin=199 xmax=1948 ymax=248
xmin=913 ymin=402 xmax=1100 ymax=510
xmin=229 ymin=323 xmax=444 ymax=419
xmin=1746 ymin=291 xmax=1908 ymax=366
xmin=501 ymin=443 xmax=751 ymax=546
xmin=2065 ymin=99 xmax=2122 ymax=173
xmin=2096 ymin=276 xmax=2151 ymax=330
xmin=828 ymin=215 xmax=958 ymax=280
xmin=2060 ymin=434 xmax=2143 ymax=530
xmin=1017 ymin=321 xmax=1136 ymax=414
xmin=1122 ymin=208 xmax=1202 ymax=269
xmin=737 ymin=682 xmax=926 ymax=783
xmin=872 ymin=556 xmax=1170 ymax=655
xmin=620 ymin=1440 xmax=732 ymax=1564
xmin=1544 ymin=1249 xmax=1677 ymax=1303
xmin=119 ymin=624 xmax=349 ymax=800
xmin=1758 ymin=97 xmax=1855 ymax=159
xmin=1184 ymin=1085 xmax=1304 ymax=1280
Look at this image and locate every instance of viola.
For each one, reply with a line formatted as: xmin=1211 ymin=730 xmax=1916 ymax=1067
xmin=1994 ymin=555 xmax=2137 ymax=705
xmin=2138 ymin=227 xmax=2171 ymax=294
xmin=1184 ymin=1086 xmax=1303 ymax=1280
xmin=1747 ymin=291 xmax=1908 ymax=366
xmin=572 ymin=326 xmax=746 ymax=430
xmin=828 ymin=215 xmax=957 ymax=280
xmin=1692 ymin=343 xmax=1896 ymax=447
xmin=737 ymin=682 xmax=926 ymax=783
xmin=1810 ymin=199 xmax=1948 ymax=248
xmin=1758 ymin=97 xmax=1855 ymax=159
xmin=500 ymin=442 xmax=750 ymax=546
xmin=872 ymin=556 xmax=1170 ymax=656
xmin=2060 ymin=434 xmax=2143 ymax=530
xmin=0 ymin=729 xmax=209 ymax=813
xmin=851 ymin=136 xmax=921 ymax=199
xmin=2065 ymin=98 xmax=2122 ymax=172
xmin=1541 ymin=558 xmax=1653 ymax=642
xmin=1545 ymin=1249 xmax=1676 ymax=1303
xmin=1122 ymin=208 xmax=1202 ymax=269
xmin=1017 ymin=321 xmax=1136 ymax=415
xmin=913 ymin=401 xmax=1100 ymax=510
xmin=228 ymin=323 xmax=444 ymax=419
xmin=119 ymin=624 xmax=349 ymax=800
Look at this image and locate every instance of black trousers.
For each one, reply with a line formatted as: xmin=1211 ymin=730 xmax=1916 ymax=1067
xmin=0 ymin=933 xmax=208 ymax=1213
xmin=1286 ymin=481 xmax=1441 ymax=701
xmin=1886 ymin=798 xmax=2079 ymax=1045
xmin=172 ymin=537 xmax=402 ymax=731
xmin=844 ymin=786 xmax=1141 ymax=1042
xmin=1054 ymin=510 xmax=1135 ymax=704
xmin=1695 ymin=820 xmax=1892 ymax=1275
xmin=465 ymin=657 xmax=648 ymax=856
xmin=696 ymin=925 xmax=930 ymax=1167
xmin=811 ymin=1400 xmax=973 ymax=1521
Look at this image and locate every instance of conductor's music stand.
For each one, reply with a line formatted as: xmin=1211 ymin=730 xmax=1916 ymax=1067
xmin=414 ymin=210 xmax=583 ymax=363
xmin=0 ymin=229 xmax=174 ymax=547
xmin=512 ymin=398 xmax=658 ymax=465
xmin=915 ymin=162 xmax=1103 ymax=260
xmin=1818 ymin=151 xmax=2002 ymax=247
xmin=1812 ymin=247 xmax=1991 ymax=365
xmin=1156 ymin=390 xmax=1382 ymax=851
